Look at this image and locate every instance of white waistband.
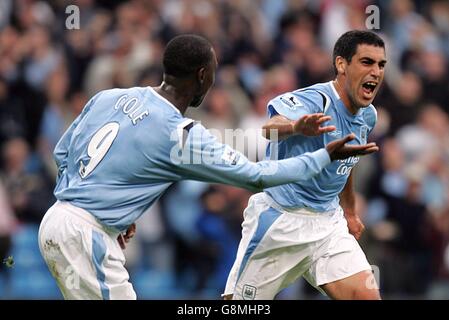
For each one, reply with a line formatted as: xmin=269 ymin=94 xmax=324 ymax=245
xmin=261 ymin=193 xmax=342 ymax=217
xmin=55 ymin=201 xmax=119 ymax=236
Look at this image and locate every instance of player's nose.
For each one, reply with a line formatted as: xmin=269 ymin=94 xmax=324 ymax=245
xmin=370 ymin=64 xmax=381 ymax=78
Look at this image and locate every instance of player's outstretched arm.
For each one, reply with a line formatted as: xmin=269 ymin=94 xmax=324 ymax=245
xmin=263 ymin=114 xmax=336 ymax=140
xmin=172 ymin=123 xmax=333 ymax=191
xmin=173 ymin=125 xmax=378 ymax=192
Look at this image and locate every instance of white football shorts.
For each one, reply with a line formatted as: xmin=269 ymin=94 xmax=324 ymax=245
xmin=224 ymin=192 xmax=371 ymax=300
xmin=38 ymin=201 xmax=136 ymax=300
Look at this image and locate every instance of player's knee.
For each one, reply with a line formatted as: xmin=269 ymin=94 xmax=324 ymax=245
xmin=222 ymin=294 xmax=233 ymax=300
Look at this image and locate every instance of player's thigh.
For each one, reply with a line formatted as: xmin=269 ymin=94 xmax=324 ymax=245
xmin=306 ymin=225 xmax=380 ymax=300
xmin=321 ymin=270 xmax=380 ymax=300
xmin=39 ymin=206 xmax=99 ymax=299
xmin=39 ymin=205 xmax=135 ymax=299
xmin=233 ymin=247 xmax=312 ymax=300
xmin=224 ymin=193 xmax=271 ymax=296
xmin=74 ymin=227 xmax=136 ymax=300
xmin=232 ymin=210 xmax=314 ymax=300
xmin=101 ymin=232 xmax=136 ymax=300
xmin=57 ymin=228 xmax=135 ymax=300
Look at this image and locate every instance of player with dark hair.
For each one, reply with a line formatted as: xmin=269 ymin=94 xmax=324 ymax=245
xmin=38 ymin=34 xmax=378 ymax=299
xmin=224 ymin=30 xmax=386 ymax=300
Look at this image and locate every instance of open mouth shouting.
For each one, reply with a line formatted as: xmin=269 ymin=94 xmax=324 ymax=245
xmin=361 ymin=80 xmax=378 ymax=101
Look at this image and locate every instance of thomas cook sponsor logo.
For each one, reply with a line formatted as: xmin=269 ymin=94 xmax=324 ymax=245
xmin=336 ymin=156 xmax=359 ymax=175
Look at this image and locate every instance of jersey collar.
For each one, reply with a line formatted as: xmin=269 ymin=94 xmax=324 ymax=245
xmin=328 ymin=81 xmax=363 ymax=119
xmin=328 ymin=81 xmax=340 ymax=100
xmin=148 ymin=86 xmax=181 ymax=114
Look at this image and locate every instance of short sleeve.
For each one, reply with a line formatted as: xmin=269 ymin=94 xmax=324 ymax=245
xmin=267 ymin=90 xmax=324 ymax=120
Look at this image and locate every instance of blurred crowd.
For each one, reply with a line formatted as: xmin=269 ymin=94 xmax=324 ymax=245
xmin=0 ymin=0 xmax=449 ymax=299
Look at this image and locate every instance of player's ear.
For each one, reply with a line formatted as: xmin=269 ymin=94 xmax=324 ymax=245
xmin=197 ymin=67 xmax=206 ymax=86
xmin=335 ymin=56 xmax=346 ymax=75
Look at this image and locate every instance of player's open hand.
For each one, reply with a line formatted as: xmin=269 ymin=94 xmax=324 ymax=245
xmin=117 ymin=223 xmax=136 ymax=250
xmin=294 ymin=113 xmax=336 ymax=136
xmin=326 ymin=134 xmax=379 ymax=161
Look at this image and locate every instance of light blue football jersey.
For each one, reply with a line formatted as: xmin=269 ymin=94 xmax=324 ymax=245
xmin=264 ymin=81 xmax=377 ymax=212
xmin=53 ymin=86 xmax=332 ymax=231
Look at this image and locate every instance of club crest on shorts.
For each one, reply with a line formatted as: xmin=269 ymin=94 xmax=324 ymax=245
xmin=360 ymin=125 xmax=369 ymax=144
xmin=242 ymin=284 xmax=257 ymax=300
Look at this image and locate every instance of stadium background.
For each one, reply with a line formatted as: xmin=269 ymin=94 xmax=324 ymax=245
xmin=0 ymin=0 xmax=448 ymax=299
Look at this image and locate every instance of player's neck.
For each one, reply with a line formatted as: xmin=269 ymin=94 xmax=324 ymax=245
xmin=154 ymin=81 xmax=190 ymax=115
xmin=333 ymin=79 xmax=359 ymax=115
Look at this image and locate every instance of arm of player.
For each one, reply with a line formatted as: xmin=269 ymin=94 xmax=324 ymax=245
xmin=263 ymin=114 xmax=336 ymax=140
xmin=173 ymin=125 xmax=378 ymax=192
xmin=263 ymin=91 xmax=335 ymax=140
xmin=340 ymin=170 xmax=365 ymax=240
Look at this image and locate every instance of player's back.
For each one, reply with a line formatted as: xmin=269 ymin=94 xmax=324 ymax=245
xmin=54 ymin=87 xmax=184 ymax=231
